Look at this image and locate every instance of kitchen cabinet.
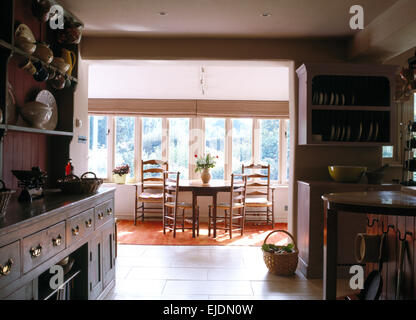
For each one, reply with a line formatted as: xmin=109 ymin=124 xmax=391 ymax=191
xmin=297 ymin=180 xmax=401 ymax=278
xmin=296 ymin=63 xmax=397 ymax=146
xmin=0 ymin=188 xmax=115 ymax=300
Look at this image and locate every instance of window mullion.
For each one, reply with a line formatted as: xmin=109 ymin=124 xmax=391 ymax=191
xmin=225 ymin=118 xmax=232 ymax=179
xmin=162 ymin=118 xmax=169 ymax=163
xmin=253 ymin=119 xmax=260 ymax=165
xmin=108 ymin=116 xmax=115 ymax=182
xmin=135 ymin=117 xmax=142 ymax=183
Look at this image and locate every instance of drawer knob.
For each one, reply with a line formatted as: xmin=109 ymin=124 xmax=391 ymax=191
xmin=72 ymin=226 xmax=80 ymax=236
xmin=98 ymin=212 xmax=104 ymax=220
xmin=0 ymin=259 xmax=13 ymax=276
xmin=107 ymin=208 xmax=113 ymax=215
xmin=52 ymin=235 xmax=62 ymax=247
xmin=30 ymin=245 xmax=42 ymax=258
xmin=85 ymin=219 xmax=92 ymax=228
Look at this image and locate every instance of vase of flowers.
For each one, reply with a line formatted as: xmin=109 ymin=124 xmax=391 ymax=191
xmin=195 ymin=154 xmax=217 ymax=184
xmin=112 ymin=164 xmax=130 ymax=184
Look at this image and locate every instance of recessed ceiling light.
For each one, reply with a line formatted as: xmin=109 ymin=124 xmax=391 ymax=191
xmin=158 ymin=12 xmax=168 ymax=16
xmin=261 ymin=12 xmax=272 ymax=17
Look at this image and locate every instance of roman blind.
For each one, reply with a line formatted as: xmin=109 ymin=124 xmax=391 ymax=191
xmin=88 ymin=98 xmax=289 ymax=118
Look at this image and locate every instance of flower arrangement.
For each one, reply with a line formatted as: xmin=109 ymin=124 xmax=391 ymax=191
xmin=194 ymin=153 xmax=218 ymax=173
xmin=112 ymin=164 xmax=130 ymax=176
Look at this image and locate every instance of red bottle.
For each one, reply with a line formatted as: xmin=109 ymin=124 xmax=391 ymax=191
xmin=65 ymin=159 xmax=73 ymax=176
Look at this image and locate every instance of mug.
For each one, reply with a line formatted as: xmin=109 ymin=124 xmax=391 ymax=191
xmin=61 ymin=49 xmax=76 ymax=76
xmin=354 ymin=233 xmax=381 ymax=263
xmin=20 ymin=59 xmax=37 ymax=75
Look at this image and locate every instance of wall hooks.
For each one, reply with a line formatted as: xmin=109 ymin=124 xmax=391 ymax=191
xmin=398 ymin=230 xmax=413 ymax=241
xmin=367 ymin=217 xmax=379 ymax=228
xmin=382 ymin=221 xmax=395 ymax=234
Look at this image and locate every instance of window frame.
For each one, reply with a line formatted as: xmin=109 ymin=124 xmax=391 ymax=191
xmin=88 ymin=115 xmax=290 ymax=185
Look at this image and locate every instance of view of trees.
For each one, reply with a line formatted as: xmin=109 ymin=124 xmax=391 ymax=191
xmin=115 ymin=117 xmax=135 ymax=178
xmin=205 ymin=118 xmax=225 ymax=179
xmin=260 ymin=119 xmax=279 ymax=180
xmin=88 ymin=116 xmax=108 ymax=178
xmin=232 ymin=119 xmax=252 ymax=173
xmin=142 ymin=118 xmax=162 ymax=160
xmin=169 ymin=118 xmax=189 ymax=179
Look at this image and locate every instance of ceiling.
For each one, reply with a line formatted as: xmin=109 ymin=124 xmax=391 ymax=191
xmin=60 ymin=0 xmax=398 ymax=38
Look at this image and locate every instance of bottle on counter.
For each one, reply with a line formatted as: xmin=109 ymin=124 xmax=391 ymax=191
xmin=65 ymin=159 xmax=74 ymax=176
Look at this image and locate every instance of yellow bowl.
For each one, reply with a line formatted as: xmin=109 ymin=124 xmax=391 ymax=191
xmin=328 ymin=166 xmax=367 ymax=183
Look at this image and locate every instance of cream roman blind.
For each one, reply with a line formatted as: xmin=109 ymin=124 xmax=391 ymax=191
xmin=88 ymin=98 xmax=289 ymax=118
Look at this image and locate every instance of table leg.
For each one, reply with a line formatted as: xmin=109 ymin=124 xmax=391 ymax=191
xmin=213 ymin=193 xmax=217 ymax=238
xmin=324 ymin=208 xmax=338 ymax=300
xmin=192 ymin=192 xmax=197 ymax=238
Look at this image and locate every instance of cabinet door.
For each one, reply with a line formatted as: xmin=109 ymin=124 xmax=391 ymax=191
xmin=102 ymin=222 xmax=116 ymax=288
xmin=89 ymin=233 xmax=102 ymax=300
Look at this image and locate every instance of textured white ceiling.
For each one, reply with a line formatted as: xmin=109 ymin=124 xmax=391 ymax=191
xmin=60 ymin=0 xmax=398 ymax=38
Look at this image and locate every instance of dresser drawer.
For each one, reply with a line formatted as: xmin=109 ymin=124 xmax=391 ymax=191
xmin=22 ymin=222 xmax=66 ymax=274
xmin=66 ymin=208 xmax=95 ymax=246
xmin=95 ymin=200 xmax=114 ymax=229
xmin=0 ymin=241 xmax=21 ymax=289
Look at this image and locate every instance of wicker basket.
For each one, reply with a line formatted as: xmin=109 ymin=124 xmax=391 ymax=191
xmin=0 ymin=180 xmax=15 ymax=218
xmin=57 ymin=172 xmax=102 ymax=195
xmin=262 ymin=230 xmax=299 ymax=276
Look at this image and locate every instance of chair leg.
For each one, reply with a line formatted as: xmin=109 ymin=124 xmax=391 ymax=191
xmin=197 ymin=207 xmax=200 ymax=237
xmin=208 ymin=207 xmax=211 ymax=237
xmin=182 ymin=209 xmax=185 ymax=232
xmin=163 ymin=205 xmax=166 ymax=234
xmin=229 ymin=209 xmax=232 ymax=239
xmin=241 ymin=208 xmax=245 ymax=236
xmin=173 ymin=207 xmax=177 ymax=238
xmin=141 ymin=202 xmax=145 ymax=222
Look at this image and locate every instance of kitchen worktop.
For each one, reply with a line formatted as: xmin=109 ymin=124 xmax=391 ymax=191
xmin=0 ymin=187 xmax=115 ymax=235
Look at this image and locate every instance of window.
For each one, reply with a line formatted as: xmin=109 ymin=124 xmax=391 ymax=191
xmin=260 ymin=119 xmax=279 ymax=180
xmin=88 ymin=115 xmax=290 ymax=184
xmin=169 ymin=118 xmax=189 ymax=179
xmin=115 ymin=116 xmax=135 ymax=179
xmin=88 ymin=115 xmax=109 ymax=178
xmin=286 ymin=119 xmax=290 ymax=181
xmin=142 ymin=118 xmax=162 ymax=160
xmin=232 ymin=119 xmax=252 ymax=173
xmin=205 ymin=118 xmax=225 ymax=179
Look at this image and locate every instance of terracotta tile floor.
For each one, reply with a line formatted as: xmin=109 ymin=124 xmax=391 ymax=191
xmin=105 ymin=244 xmax=355 ymax=300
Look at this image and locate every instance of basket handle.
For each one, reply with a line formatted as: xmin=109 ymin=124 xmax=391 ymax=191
xmin=263 ymin=229 xmax=298 ymax=251
xmin=81 ymin=172 xmax=97 ymax=179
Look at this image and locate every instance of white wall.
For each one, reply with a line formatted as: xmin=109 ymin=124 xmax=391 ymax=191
xmin=105 ymin=183 xmax=289 ymax=223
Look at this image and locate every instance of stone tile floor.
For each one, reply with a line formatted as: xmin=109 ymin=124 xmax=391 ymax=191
xmin=105 ymin=244 xmax=352 ymax=300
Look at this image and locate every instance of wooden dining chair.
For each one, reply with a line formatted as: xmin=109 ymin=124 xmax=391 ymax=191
xmin=163 ymin=171 xmax=199 ymax=238
xmin=135 ymin=159 xmax=168 ymax=225
xmin=208 ymin=173 xmax=247 ymax=239
xmin=242 ymin=163 xmax=274 ymax=228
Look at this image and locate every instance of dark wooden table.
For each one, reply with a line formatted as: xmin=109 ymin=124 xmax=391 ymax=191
xmin=321 ymin=190 xmax=416 ymax=300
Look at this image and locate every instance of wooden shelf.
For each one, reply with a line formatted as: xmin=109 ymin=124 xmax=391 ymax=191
xmin=0 ymin=40 xmax=78 ymax=83
xmin=311 ymin=105 xmax=391 ymax=112
xmin=0 ymin=124 xmax=73 ymax=137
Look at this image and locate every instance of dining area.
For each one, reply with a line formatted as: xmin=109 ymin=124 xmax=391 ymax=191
xmin=131 ymin=158 xmax=278 ymax=240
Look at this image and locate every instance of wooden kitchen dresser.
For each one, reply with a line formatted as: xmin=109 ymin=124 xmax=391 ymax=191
xmin=0 ymin=188 xmax=116 ymax=300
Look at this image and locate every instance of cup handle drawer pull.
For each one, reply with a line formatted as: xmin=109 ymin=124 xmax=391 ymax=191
xmin=30 ymin=246 xmax=42 ymax=258
xmin=52 ymin=235 xmax=62 ymax=247
xmin=98 ymin=212 xmax=104 ymax=220
xmin=72 ymin=226 xmax=80 ymax=236
xmin=0 ymin=259 xmax=13 ymax=276
xmin=107 ymin=208 xmax=113 ymax=215
xmin=85 ymin=219 xmax=92 ymax=228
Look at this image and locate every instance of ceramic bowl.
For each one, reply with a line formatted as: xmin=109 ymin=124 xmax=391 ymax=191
xmin=328 ymin=166 xmax=367 ymax=183
xmin=19 ymin=101 xmax=53 ymax=129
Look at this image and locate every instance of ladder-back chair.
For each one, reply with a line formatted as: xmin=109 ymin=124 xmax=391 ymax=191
xmin=135 ymin=159 xmax=168 ymax=225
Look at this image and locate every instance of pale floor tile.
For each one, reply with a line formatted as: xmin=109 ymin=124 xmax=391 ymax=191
xmin=127 ymin=267 xmax=208 ymax=280
xmin=163 ymin=280 xmax=253 ymax=296
xmin=106 ymin=244 xmax=331 ymax=300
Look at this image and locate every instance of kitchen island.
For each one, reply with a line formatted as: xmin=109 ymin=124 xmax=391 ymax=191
xmin=322 ymin=190 xmax=416 ymax=300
